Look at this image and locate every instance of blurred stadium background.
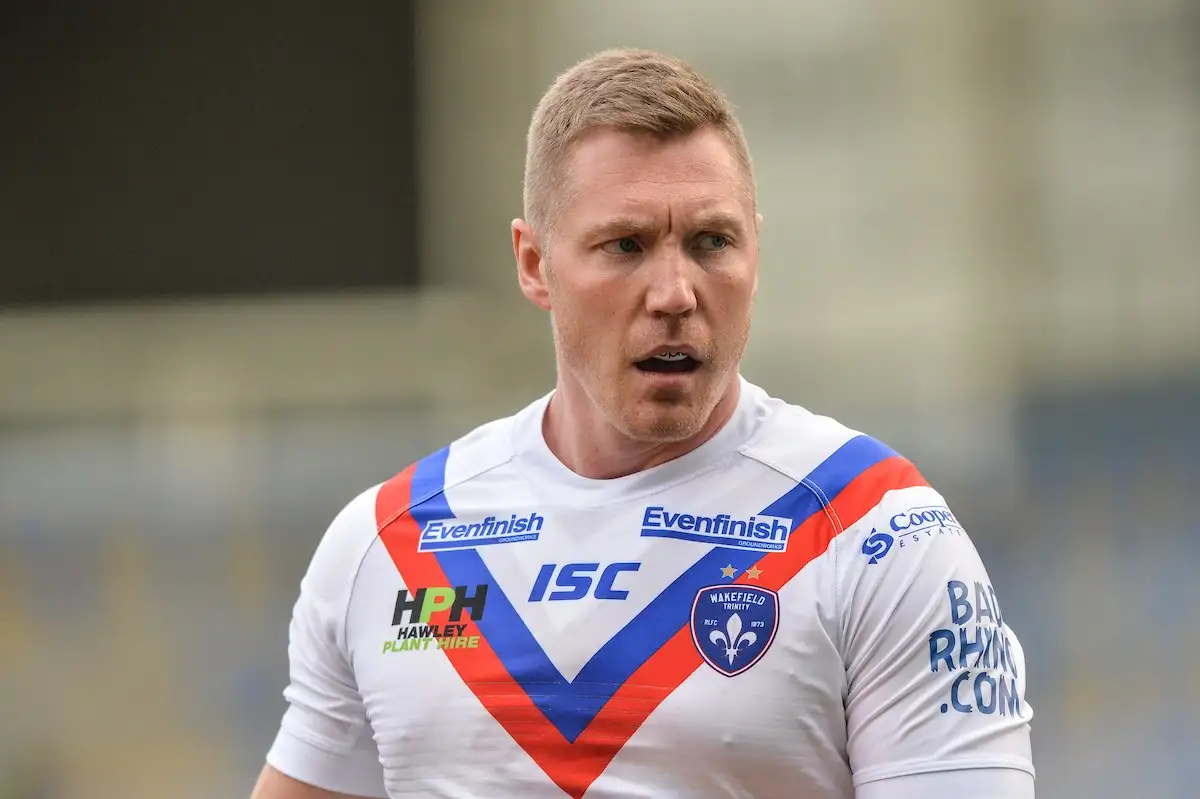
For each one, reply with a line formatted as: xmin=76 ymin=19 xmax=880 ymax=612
xmin=2 ymin=2 xmax=1198 ymax=797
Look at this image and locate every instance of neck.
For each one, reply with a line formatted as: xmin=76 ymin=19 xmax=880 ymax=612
xmin=542 ymin=376 xmax=741 ymax=480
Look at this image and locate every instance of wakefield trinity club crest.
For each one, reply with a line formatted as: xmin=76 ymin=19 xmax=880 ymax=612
xmin=690 ymin=585 xmax=779 ymax=677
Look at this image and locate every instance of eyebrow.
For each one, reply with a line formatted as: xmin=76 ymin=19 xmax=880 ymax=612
xmin=582 ymin=210 xmax=747 ymax=242
xmin=582 ymin=216 xmax=658 ymax=242
xmin=689 ymin=210 xmax=747 ymax=238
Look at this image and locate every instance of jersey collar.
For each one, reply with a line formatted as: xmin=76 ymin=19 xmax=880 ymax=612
xmin=511 ymin=375 xmax=771 ymax=505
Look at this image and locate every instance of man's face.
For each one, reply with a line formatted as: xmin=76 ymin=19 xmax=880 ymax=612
xmin=520 ymin=127 xmax=759 ymax=443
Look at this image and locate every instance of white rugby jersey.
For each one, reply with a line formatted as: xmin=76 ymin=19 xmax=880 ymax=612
xmin=266 ymin=379 xmax=1034 ymax=798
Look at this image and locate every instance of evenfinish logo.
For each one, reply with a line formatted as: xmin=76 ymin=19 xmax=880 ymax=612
xmin=640 ymin=506 xmax=793 ymax=552
xmin=417 ymin=512 xmax=544 ymax=552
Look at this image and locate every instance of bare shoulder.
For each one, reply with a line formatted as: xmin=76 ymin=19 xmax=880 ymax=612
xmin=250 ymin=764 xmax=379 ymax=799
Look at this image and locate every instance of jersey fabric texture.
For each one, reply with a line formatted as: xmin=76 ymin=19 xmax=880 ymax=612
xmin=266 ymin=379 xmax=1035 ymax=798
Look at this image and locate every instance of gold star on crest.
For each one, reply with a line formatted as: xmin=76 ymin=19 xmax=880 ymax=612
xmin=745 ymin=565 xmax=763 ymax=580
xmin=719 ymin=564 xmax=737 ymax=579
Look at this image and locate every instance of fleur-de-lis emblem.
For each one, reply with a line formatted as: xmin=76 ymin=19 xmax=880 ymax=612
xmin=708 ymin=612 xmax=758 ymax=665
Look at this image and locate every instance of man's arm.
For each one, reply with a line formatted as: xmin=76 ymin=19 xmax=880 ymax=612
xmin=255 ymin=487 xmax=389 ymax=799
xmin=251 ymin=764 xmax=375 ymax=799
xmin=831 ymin=479 xmax=1035 ymax=796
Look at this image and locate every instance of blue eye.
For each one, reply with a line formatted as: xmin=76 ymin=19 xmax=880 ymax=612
xmin=602 ymin=237 xmax=642 ymax=254
xmin=696 ymin=234 xmax=729 ymax=251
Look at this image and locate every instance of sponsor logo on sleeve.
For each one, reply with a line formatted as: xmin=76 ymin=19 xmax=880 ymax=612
xmin=863 ymin=504 xmax=966 ymax=564
xmin=862 ymin=531 xmax=894 ymax=564
xmin=927 ymin=580 xmax=1024 ymax=718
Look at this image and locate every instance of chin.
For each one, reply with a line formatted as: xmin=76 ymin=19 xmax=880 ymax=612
xmin=616 ymin=403 xmax=708 ymax=444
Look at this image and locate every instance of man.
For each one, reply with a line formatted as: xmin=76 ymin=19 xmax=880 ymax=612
xmin=252 ymin=49 xmax=1034 ymax=798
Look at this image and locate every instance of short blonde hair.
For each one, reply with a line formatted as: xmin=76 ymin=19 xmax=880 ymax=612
xmin=523 ymin=48 xmax=754 ymax=237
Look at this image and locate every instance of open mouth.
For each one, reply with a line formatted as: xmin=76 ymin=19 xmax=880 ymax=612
xmin=634 ymin=351 xmax=702 ymax=374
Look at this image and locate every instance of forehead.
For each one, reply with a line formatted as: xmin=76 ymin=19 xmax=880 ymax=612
xmin=557 ymin=128 xmax=753 ymax=231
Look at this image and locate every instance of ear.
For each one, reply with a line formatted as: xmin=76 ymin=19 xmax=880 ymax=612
xmin=513 ymin=218 xmax=551 ymax=311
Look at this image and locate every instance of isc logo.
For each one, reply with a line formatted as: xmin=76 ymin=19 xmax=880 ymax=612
xmin=528 ymin=562 xmax=640 ymax=602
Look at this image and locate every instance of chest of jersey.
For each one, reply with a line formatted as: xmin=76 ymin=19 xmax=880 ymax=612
xmin=348 ymin=460 xmax=854 ymax=798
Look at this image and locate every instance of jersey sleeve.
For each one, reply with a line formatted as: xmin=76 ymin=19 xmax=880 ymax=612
xmin=834 ymin=482 xmax=1035 ymax=789
xmin=265 ymin=486 xmax=388 ymax=798
xmin=855 ymin=767 xmax=1034 ymax=798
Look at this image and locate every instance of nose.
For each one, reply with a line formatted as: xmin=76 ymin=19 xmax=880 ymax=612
xmin=643 ymin=248 xmax=697 ymax=318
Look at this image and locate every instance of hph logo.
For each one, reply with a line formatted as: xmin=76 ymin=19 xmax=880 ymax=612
xmin=391 ymin=584 xmax=488 ymax=627
xmin=384 ymin=584 xmax=490 ymax=654
xmin=690 ymin=585 xmax=779 ymax=677
xmin=861 ymin=530 xmax=894 ymax=564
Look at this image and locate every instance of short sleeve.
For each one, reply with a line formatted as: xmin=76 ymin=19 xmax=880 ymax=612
xmin=836 ymin=484 xmax=1035 ymax=788
xmin=265 ymin=486 xmax=389 ymax=798
xmin=855 ymin=767 xmax=1034 ymax=798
